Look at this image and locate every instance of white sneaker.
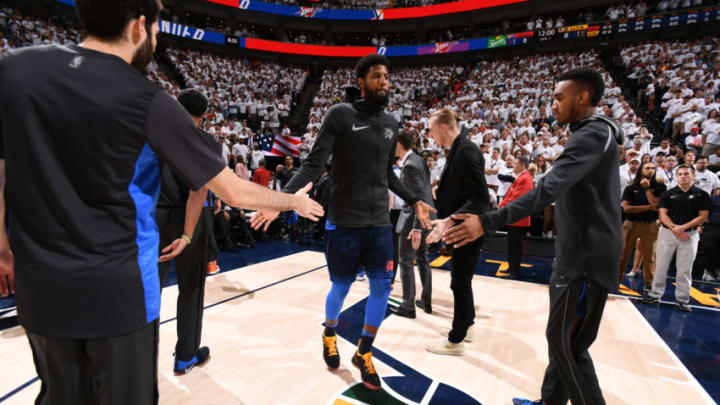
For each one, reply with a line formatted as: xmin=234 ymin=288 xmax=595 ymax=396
xmin=439 ymin=326 xmax=473 ymax=342
xmin=626 ymin=270 xmax=641 ymax=278
xmin=547 ymin=231 xmax=553 ymax=238
xmin=702 ymin=270 xmax=716 ymax=282
xmin=426 ymin=339 xmax=465 ymax=356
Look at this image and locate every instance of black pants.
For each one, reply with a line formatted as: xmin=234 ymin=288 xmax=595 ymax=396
xmin=700 ymin=223 xmax=720 ymax=274
xmin=157 ymin=207 xmax=209 ymax=360
xmin=507 ymin=226 xmax=524 ymax=276
xmin=205 ymin=208 xmax=219 ymax=262
xmin=27 ymin=321 xmax=158 ymax=405
xmin=541 ymin=272 xmax=608 ymax=405
xmin=448 ymin=239 xmax=483 ymax=344
xmin=390 ymin=209 xmax=401 ymax=283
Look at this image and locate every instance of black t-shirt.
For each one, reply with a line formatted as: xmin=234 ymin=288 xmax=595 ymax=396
xmin=621 ymin=182 xmax=666 ymax=222
xmin=658 ymin=185 xmax=712 ymax=226
xmin=158 ymin=130 xmax=222 ymax=208
xmin=0 ymin=45 xmax=226 ymax=339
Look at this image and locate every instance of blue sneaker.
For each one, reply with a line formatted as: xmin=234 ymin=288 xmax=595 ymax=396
xmin=174 ymin=346 xmax=211 ymax=375
xmin=512 ymin=399 xmax=544 ymax=405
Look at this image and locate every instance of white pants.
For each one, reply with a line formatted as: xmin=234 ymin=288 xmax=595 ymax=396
xmin=650 ymin=226 xmax=699 ymax=304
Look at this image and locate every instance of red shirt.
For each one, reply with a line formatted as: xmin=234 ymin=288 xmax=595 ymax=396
xmin=499 ymin=170 xmax=534 ymax=227
xmin=253 ymin=166 xmax=271 ymax=187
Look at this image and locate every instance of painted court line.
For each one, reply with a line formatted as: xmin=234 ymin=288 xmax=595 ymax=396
xmin=0 ymin=261 xmax=328 ymax=403
xmin=630 ymin=298 xmax=717 ymax=405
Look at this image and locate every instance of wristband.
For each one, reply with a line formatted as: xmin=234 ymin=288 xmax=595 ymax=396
xmin=181 ymin=234 xmax=192 ymax=244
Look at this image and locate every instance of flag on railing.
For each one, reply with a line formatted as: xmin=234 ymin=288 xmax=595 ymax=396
xmin=268 ymin=133 xmax=301 ymax=157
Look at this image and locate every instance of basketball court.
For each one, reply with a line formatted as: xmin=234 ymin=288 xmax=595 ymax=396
xmin=1 ymin=250 xmax=715 ymax=404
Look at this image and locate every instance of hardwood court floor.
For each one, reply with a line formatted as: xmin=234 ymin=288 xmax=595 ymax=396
xmin=0 ymin=251 xmax=715 ymax=404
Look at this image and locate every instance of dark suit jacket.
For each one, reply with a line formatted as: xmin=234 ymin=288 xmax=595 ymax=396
xmin=436 ymin=135 xmax=491 ymax=220
xmin=396 ymin=152 xmax=436 ymax=234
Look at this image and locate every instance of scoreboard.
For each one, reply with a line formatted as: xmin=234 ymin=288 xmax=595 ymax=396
xmin=537 ymin=6 xmax=719 ymax=42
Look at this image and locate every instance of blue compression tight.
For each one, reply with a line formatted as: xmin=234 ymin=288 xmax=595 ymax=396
xmin=323 ymin=275 xmax=392 ymax=337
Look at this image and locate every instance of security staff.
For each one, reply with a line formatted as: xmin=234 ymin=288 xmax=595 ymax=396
xmin=156 ymin=89 xmax=218 ymax=375
xmin=618 ymin=161 xmax=666 ymax=292
xmin=441 ymin=68 xmax=624 ymax=405
xmin=643 ymin=164 xmax=710 ymax=311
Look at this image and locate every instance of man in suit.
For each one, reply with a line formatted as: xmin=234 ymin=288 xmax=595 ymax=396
xmin=393 ymin=131 xmax=436 ymax=318
xmin=499 ymin=156 xmax=534 ymax=278
xmin=425 ymin=108 xmax=491 ymax=356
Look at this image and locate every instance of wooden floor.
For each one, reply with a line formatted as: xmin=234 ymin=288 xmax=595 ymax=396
xmin=0 ymin=251 xmax=715 ymax=404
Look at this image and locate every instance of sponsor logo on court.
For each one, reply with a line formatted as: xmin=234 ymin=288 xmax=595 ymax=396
xmin=296 ymin=7 xmax=320 ymax=18
xmin=372 ymin=9 xmax=384 ymax=20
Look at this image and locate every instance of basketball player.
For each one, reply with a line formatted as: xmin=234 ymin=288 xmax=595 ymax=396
xmin=441 ymin=68 xmax=624 ymax=405
xmin=0 ymin=1 xmax=323 ymax=403
xmin=251 ymin=54 xmax=435 ymax=390
xmin=156 ymin=89 xmax=218 ymax=375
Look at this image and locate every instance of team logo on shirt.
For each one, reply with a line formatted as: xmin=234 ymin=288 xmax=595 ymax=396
xmin=384 ymin=128 xmax=394 ymax=139
xmin=386 ymin=260 xmax=394 ymax=272
xmin=295 ymin=7 xmax=320 ymax=18
xmin=69 ymin=56 xmax=84 ymax=69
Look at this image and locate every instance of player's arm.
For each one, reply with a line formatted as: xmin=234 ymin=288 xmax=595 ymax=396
xmin=282 ymin=108 xmax=339 ymax=194
xmin=159 ymin=187 xmax=207 ymax=262
xmin=147 ymin=92 xmax=323 ymax=222
xmin=444 ymin=123 xmax=608 ymax=247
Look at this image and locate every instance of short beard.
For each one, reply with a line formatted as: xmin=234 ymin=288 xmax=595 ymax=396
xmin=365 ymin=86 xmax=389 ymax=106
xmin=131 ymin=34 xmax=154 ymax=74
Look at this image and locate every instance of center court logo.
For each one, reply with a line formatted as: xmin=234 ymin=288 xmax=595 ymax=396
xmin=372 ymin=9 xmax=385 ymax=20
xmin=328 ymin=298 xmax=483 ymax=405
xmin=296 ymin=7 xmax=320 ymax=18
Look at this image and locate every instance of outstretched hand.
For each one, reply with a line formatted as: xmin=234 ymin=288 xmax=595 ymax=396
xmin=413 ymin=201 xmax=437 ymax=230
xmin=443 ymin=213 xmax=484 ymax=248
xmin=425 ymin=218 xmax=453 ymax=245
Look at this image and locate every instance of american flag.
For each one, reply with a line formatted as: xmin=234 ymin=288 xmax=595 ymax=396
xmin=255 ymin=133 xmax=275 ymax=155
xmin=269 ymin=133 xmax=301 ymax=158
xmin=255 ymin=132 xmax=301 ymax=157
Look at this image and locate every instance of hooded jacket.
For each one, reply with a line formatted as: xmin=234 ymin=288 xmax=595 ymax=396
xmin=481 ymin=115 xmax=624 ymax=291
xmin=283 ymin=87 xmax=418 ymax=227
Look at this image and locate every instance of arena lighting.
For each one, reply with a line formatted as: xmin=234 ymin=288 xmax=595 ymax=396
xmin=206 ymin=0 xmax=527 ymax=21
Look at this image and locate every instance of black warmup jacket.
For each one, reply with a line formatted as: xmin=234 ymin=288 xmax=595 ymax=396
xmin=481 ymin=115 xmax=624 ymax=291
xmin=284 ymin=87 xmax=418 ymax=227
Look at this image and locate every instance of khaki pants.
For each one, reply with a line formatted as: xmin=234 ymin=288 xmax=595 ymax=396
xmin=618 ymin=220 xmax=659 ymax=288
xmin=650 ymin=227 xmax=700 ymax=304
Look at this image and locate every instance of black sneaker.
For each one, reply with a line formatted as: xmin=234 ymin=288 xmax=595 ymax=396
xmin=352 ymin=349 xmax=381 ymax=390
xmin=415 ymin=300 xmax=432 ymax=314
xmin=173 ymin=346 xmax=211 ymax=375
xmin=642 ymin=296 xmax=659 ymax=305
xmin=676 ymin=301 xmax=692 ymax=312
xmin=322 ymin=332 xmax=340 ymax=370
xmin=392 ymin=307 xmax=416 ymax=319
